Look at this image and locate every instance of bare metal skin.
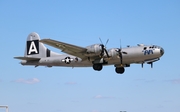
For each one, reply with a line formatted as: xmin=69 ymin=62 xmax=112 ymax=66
xmin=15 ymin=32 xmax=164 ymax=74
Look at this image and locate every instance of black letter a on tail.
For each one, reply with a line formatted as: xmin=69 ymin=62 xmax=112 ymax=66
xmin=27 ymin=40 xmax=39 ymax=55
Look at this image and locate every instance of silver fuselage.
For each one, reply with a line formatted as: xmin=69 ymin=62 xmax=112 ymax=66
xmin=21 ymin=45 xmax=164 ymax=67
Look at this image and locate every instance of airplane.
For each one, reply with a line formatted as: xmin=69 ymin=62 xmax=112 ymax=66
xmin=14 ymin=32 xmax=164 ymax=74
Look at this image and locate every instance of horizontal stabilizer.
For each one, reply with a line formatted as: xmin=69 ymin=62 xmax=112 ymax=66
xmin=14 ymin=57 xmax=40 ymax=61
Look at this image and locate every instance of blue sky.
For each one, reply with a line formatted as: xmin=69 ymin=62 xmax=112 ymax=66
xmin=0 ymin=0 xmax=180 ymax=112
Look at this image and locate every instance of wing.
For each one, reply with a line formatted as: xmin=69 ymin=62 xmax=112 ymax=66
xmin=40 ymin=39 xmax=87 ymax=59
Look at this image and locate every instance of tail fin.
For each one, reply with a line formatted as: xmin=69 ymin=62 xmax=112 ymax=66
xmin=25 ymin=32 xmax=48 ymax=58
xmin=15 ymin=32 xmax=59 ymax=60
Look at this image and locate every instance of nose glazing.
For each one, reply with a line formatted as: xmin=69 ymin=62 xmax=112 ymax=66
xmin=160 ymin=47 xmax=164 ymax=56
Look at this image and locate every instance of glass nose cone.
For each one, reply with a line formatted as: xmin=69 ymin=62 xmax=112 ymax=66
xmin=160 ymin=48 xmax=164 ymax=56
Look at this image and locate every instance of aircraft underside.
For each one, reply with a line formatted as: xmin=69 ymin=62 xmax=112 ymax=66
xmin=21 ymin=58 xmax=131 ymax=74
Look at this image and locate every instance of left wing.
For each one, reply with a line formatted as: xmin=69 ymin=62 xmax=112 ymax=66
xmin=40 ymin=39 xmax=87 ymax=59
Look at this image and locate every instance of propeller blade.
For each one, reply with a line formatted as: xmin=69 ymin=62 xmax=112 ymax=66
xmin=99 ymin=44 xmax=104 ymax=57
xmin=120 ymin=39 xmax=122 ymax=50
xmin=104 ymin=49 xmax=110 ymax=58
xmin=99 ymin=37 xmax=103 ymax=44
xmin=122 ymin=51 xmax=128 ymax=54
xmin=99 ymin=38 xmax=110 ymax=58
xmin=119 ymin=39 xmax=123 ymax=65
xmin=117 ymin=39 xmax=128 ymax=65
xmin=105 ymin=39 xmax=109 ymax=47
xmin=115 ymin=48 xmax=123 ymax=65
xmin=119 ymin=50 xmax=123 ymax=65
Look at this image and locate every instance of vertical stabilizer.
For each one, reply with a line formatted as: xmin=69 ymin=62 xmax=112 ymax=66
xmin=25 ymin=32 xmax=47 ymax=58
xmin=24 ymin=32 xmax=59 ymax=58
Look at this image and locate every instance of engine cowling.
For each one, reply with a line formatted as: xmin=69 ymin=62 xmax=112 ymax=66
xmin=85 ymin=44 xmax=102 ymax=56
xmin=107 ymin=48 xmax=119 ymax=58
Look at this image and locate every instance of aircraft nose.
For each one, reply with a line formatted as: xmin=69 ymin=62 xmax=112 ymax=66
xmin=160 ymin=47 xmax=164 ymax=56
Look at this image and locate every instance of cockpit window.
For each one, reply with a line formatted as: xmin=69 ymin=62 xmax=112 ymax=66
xmin=152 ymin=45 xmax=160 ymax=49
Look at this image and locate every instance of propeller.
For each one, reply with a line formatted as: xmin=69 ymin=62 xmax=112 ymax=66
xmin=115 ymin=39 xmax=127 ymax=65
xmin=99 ymin=38 xmax=110 ymax=58
xmin=116 ymin=48 xmax=123 ymax=65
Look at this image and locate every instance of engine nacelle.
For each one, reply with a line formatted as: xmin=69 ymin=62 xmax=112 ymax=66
xmin=85 ymin=44 xmax=102 ymax=56
xmin=108 ymin=48 xmax=119 ymax=58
